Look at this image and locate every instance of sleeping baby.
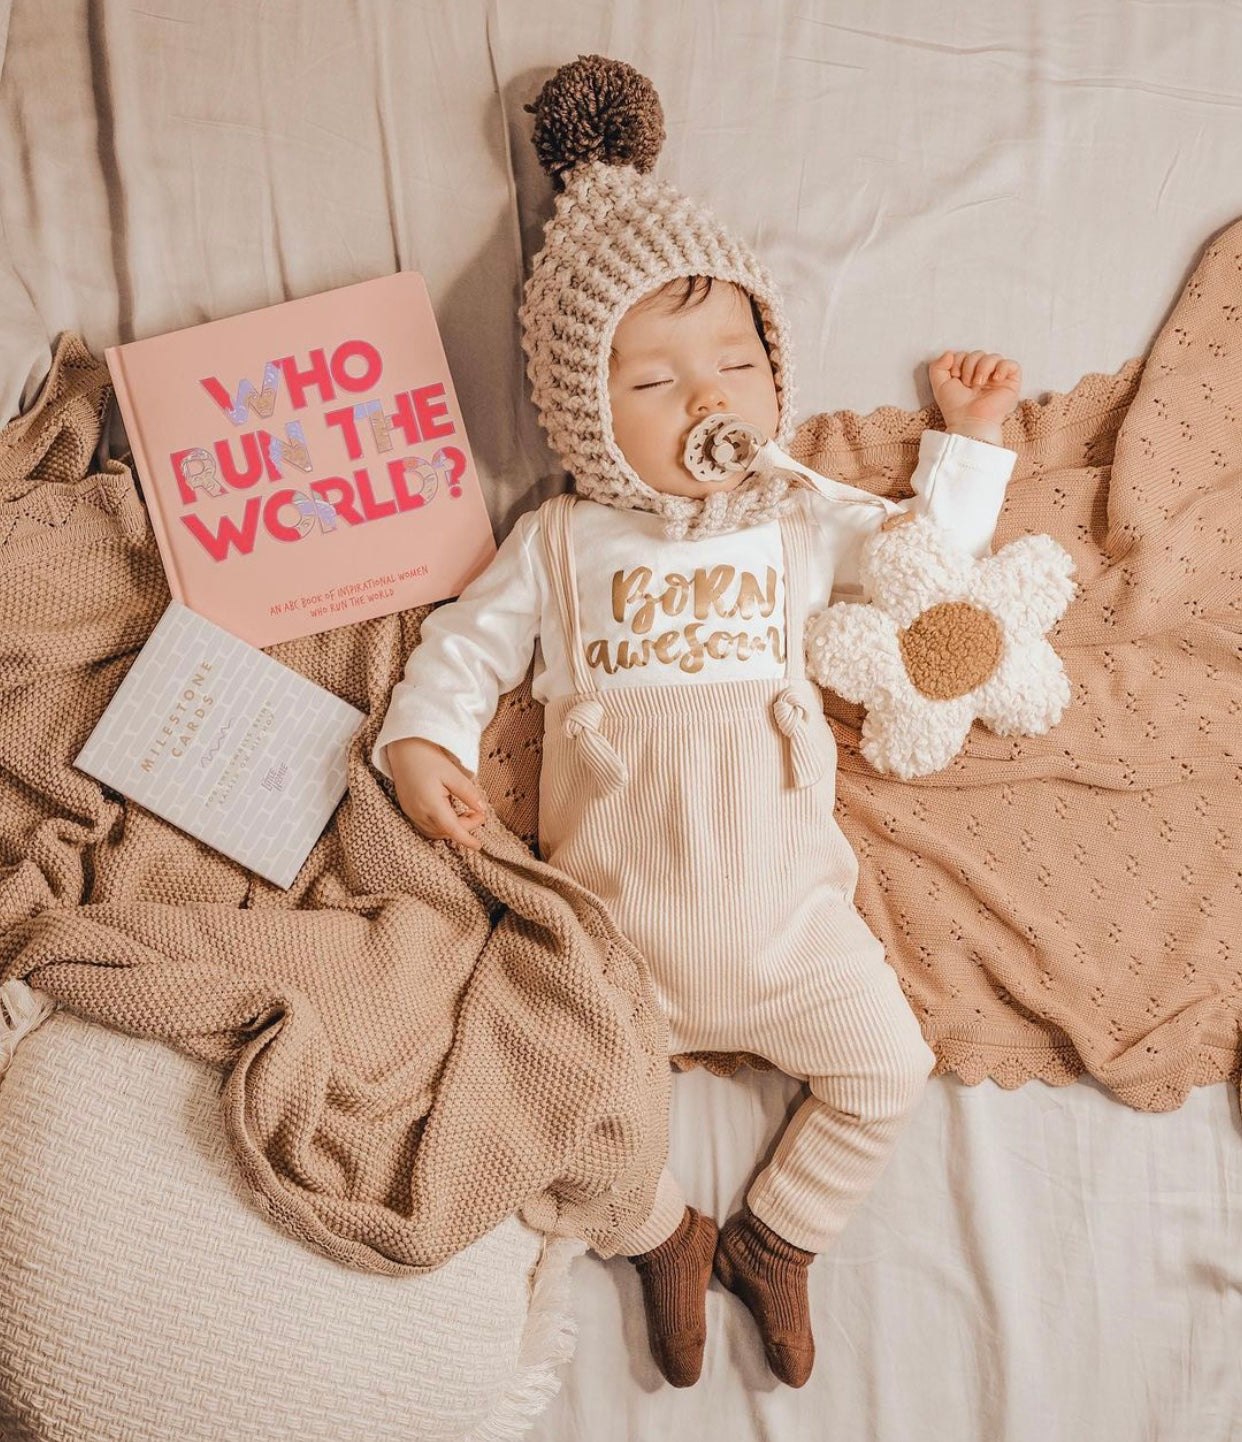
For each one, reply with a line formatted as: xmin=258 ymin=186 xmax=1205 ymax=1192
xmin=370 ymin=55 xmax=1023 ymax=1390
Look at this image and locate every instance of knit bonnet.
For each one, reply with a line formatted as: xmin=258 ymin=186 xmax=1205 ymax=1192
xmin=517 ymin=54 xmax=801 ymax=542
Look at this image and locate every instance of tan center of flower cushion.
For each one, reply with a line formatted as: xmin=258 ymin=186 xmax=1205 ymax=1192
xmin=898 ymin=601 xmax=1003 ymax=700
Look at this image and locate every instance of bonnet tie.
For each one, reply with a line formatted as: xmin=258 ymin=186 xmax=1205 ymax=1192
xmin=771 ymin=680 xmax=826 ymax=789
xmin=563 ymin=696 xmax=630 ymax=796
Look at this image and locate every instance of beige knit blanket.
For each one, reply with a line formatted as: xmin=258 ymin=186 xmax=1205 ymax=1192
xmin=0 ymin=331 xmax=671 ymax=1273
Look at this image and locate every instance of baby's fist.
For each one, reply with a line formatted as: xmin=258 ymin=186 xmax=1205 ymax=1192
xmin=930 ymin=350 xmax=1022 ymax=429
xmin=385 ymin=736 xmax=488 ymax=851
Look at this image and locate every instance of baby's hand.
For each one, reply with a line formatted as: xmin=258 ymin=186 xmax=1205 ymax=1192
xmin=384 ymin=736 xmax=488 ymax=851
xmin=929 ymin=350 xmax=1022 ymax=428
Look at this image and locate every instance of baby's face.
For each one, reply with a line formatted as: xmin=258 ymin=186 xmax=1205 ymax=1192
xmin=607 ymin=278 xmax=780 ymax=499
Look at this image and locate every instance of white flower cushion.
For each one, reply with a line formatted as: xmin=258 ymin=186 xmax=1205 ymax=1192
xmin=805 ymin=514 xmax=1076 ymax=778
xmin=0 ymin=992 xmax=583 ymax=1442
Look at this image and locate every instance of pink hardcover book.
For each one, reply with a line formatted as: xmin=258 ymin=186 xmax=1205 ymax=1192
xmin=105 ymin=271 xmax=496 ymax=649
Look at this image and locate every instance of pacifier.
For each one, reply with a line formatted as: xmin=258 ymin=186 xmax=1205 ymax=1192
xmin=680 ymin=411 xmax=904 ymax=518
xmin=682 ymin=413 xmax=766 ymax=484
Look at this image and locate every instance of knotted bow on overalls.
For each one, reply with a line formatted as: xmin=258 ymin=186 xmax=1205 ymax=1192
xmin=534 ymin=491 xmax=936 ymax=1258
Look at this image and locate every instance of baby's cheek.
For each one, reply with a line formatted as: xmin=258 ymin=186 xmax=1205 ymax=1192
xmin=609 ymin=411 xmax=654 ymax=481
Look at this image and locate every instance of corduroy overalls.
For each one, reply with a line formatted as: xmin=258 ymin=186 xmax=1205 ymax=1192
xmin=537 ymin=493 xmax=937 ymax=1255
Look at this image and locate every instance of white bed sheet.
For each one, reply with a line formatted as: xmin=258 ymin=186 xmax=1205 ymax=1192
xmin=1 ymin=2 xmax=1239 ymax=1438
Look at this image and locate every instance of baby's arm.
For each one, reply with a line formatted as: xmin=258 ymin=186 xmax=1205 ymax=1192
xmin=372 ymin=509 xmax=543 ymax=844
xmin=810 ymin=351 xmax=1022 ymax=595
xmin=884 ymin=350 xmax=1023 ymax=555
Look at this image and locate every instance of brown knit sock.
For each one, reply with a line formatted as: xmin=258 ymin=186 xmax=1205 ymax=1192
xmin=714 ymin=1205 xmax=817 ymax=1387
xmin=628 ymin=1205 xmax=719 ymax=1387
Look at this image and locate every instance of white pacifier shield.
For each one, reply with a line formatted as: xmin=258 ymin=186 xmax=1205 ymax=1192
xmin=682 ymin=413 xmax=767 ymax=484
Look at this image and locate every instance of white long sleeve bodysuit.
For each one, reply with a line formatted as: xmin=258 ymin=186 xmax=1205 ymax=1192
xmin=372 ymin=428 xmax=1018 ymax=1257
xmin=371 ymin=429 xmax=1016 ymax=783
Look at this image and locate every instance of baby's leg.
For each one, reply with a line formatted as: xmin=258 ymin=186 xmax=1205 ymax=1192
xmin=615 ymin=1166 xmax=687 ymax=1255
xmin=614 ymin=1166 xmax=717 ymax=1388
xmin=716 ymin=937 xmax=936 ymax=1386
xmin=744 ymin=953 xmax=935 ymax=1253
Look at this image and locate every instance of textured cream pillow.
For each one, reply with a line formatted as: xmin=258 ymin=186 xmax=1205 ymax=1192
xmin=0 ymin=992 xmax=582 ymax=1442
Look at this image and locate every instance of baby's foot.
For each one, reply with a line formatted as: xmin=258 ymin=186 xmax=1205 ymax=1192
xmin=629 ymin=1205 xmax=719 ymax=1386
xmin=714 ymin=1205 xmax=817 ymax=1387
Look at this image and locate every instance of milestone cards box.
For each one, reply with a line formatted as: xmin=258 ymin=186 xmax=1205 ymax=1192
xmin=74 ymin=600 xmax=366 ymax=890
xmin=104 ymin=270 xmax=496 ymax=649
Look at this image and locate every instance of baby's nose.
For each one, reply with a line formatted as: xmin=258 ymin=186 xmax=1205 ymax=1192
xmin=691 ymin=389 xmax=730 ymax=416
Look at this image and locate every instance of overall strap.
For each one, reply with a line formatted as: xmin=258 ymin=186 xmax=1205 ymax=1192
xmin=537 ymin=493 xmax=629 ymax=796
xmin=779 ymin=499 xmax=814 ymax=684
xmin=771 ymin=499 xmax=827 ymax=789
xmin=538 ymin=493 xmax=595 ymax=694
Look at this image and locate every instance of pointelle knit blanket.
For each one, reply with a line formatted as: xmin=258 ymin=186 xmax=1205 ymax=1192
xmin=785 ymin=216 xmax=1241 ymax=1114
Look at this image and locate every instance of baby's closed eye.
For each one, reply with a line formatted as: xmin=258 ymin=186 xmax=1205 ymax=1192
xmin=634 ymin=363 xmax=754 ymax=391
